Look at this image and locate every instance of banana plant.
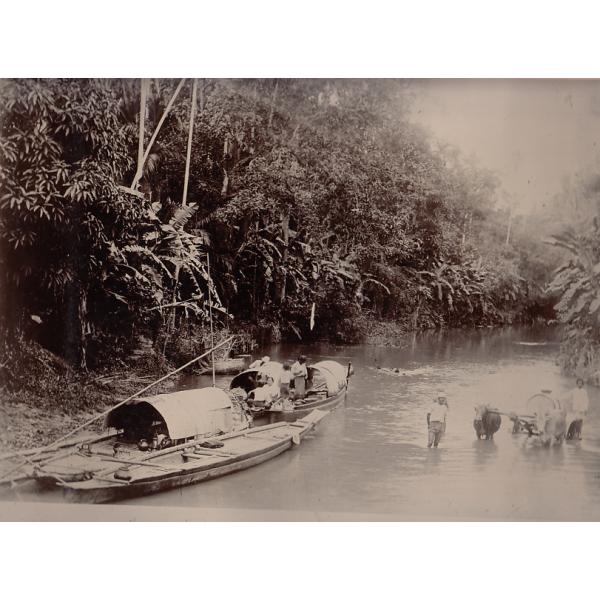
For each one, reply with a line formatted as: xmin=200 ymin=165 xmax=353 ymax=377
xmin=546 ymin=226 xmax=600 ymax=327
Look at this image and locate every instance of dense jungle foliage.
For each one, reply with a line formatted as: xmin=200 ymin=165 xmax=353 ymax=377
xmin=546 ymin=169 xmax=600 ymax=381
xmin=0 ymin=79 xmax=556 ymax=374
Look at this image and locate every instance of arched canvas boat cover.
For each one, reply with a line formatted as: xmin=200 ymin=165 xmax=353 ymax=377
xmin=106 ymin=387 xmax=232 ymax=440
xmin=306 ymin=366 xmax=337 ymax=395
xmin=230 ymin=361 xmax=283 ymax=392
xmin=309 ymin=360 xmax=348 ymax=395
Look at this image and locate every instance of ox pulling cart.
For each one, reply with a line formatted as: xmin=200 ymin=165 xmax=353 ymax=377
xmin=508 ymin=390 xmax=567 ymax=446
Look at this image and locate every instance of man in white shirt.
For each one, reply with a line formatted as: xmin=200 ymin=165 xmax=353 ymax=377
xmin=291 ymin=355 xmax=308 ymax=399
xmin=566 ymin=378 xmax=590 ymax=440
xmin=427 ymin=395 xmax=448 ymax=448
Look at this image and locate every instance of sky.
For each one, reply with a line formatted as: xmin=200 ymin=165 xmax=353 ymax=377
xmin=409 ymin=79 xmax=600 ymax=214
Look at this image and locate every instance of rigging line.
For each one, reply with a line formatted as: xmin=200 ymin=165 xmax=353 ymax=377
xmin=131 ymin=79 xmax=186 ymax=190
xmin=0 ymin=337 xmax=235 ymax=483
xmin=208 ymin=252 xmax=216 ymax=387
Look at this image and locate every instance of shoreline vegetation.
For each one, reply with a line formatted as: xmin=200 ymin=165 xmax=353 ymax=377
xmin=1 ymin=79 xmax=598 ymax=452
xmin=1 ymin=317 xmax=551 ymax=455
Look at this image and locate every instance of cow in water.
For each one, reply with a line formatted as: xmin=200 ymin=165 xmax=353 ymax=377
xmin=473 ymin=405 xmax=502 ymax=440
xmin=537 ymin=409 xmax=567 ymax=446
xmin=510 ymin=408 xmax=567 ymax=446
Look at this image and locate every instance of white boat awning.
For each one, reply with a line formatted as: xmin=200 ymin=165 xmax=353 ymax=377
xmin=106 ymin=387 xmax=232 ymax=440
xmin=230 ymin=362 xmax=283 ymax=391
xmin=310 ymin=361 xmax=348 ymax=395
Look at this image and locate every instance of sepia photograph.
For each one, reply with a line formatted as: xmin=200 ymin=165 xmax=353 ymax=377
xmin=1 ymin=75 xmax=600 ymax=522
xmin=4 ymin=4 xmax=600 ymax=600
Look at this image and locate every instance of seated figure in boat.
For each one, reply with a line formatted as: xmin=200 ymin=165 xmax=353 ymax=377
xmin=145 ymin=433 xmax=173 ymax=454
xmin=264 ymin=376 xmax=280 ymax=402
xmin=249 ymin=376 xmax=279 ymax=407
xmin=249 ymin=355 xmax=270 ymax=369
xmin=263 ymin=368 xmax=296 ymax=413
xmin=116 ymin=408 xmax=170 ymax=447
xmin=228 ymin=387 xmax=253 ymax=430
xmin=277 ymin=363 xmax=294 ymax=411
xmin=117 ymin=416 xmax=173 ymax=452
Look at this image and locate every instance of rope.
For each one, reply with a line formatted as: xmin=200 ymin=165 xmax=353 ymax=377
xmin=0 ymin=336 xmax=235 ymax=483
xmin=208 ymin=253 xmax=216 ymax=387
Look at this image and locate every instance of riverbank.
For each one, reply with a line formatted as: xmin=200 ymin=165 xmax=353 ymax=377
xmin=0 ymin=372 xmax=177 ymax=453
xmin=0 ymin=326 xmax=256 ymax=453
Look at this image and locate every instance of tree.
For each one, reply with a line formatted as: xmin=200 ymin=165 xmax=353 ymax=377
xmin=0 ymin=79 xmax=224 ymax=368
xmin=547 ymin=222 xmax=600 ymax=377
xmin=1 ymin=78 xmax=550 ymax=370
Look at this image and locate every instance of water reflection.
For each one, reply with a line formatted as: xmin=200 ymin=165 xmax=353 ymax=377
xmin=472 ymin=439 xmax=498 ymax=470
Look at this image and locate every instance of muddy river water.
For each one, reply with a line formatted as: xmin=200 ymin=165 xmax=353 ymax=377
xmin=142 ymin=326 xmax=600 ymax=519
xmin=8 ymin=326 xmax=600 ymax=520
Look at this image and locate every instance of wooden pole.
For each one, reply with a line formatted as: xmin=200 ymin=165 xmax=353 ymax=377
xmin=268 ymin=80 xmax=279 ymax=129
xmin=131 ymin=79 xmax=186 ymax=190
xmin=182 ymin=79 xmax=198 ymax=207
xmin=133 ymin=78 xmax=148 ymax=189
xmin=505 ymin=206 xmax=513 ymax=246
xmin=170 ymin=79 xmax=198 ymax=330
xmin=0 ymin=337 xmax=235 ymax=483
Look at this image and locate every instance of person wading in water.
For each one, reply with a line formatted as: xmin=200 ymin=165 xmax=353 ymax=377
xmin=427 ymin=394 xmax=448 ymax=448
xmin=567 ymin=378 xmax=590 ymax=440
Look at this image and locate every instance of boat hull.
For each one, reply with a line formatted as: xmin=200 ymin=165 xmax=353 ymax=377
xmin=253 ymin=387 xmax=347 ymax=426
xmin=58 ymin=411 xmax=326 ymax=504
xmin=62 ymin=439 xmax=290 ymax=504
xmin=199 ymin=358 xmax=247 ymax=375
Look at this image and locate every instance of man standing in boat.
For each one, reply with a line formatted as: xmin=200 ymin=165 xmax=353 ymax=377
xmin=427 ymin=394 xmax=448 ymax=448
xmin=291 ymin=355 xmax=308 ymax=400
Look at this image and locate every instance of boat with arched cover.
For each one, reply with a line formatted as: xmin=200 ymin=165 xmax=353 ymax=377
xmin=6 ymin=386 xmax=327 ymax=503
xmin=230 ymin=359 xmax=352 ymax=425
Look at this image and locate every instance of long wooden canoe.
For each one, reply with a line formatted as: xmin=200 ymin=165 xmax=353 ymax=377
xmin=198 ymin=357 xmax=248 ymax=375
xmin=29 ymin=409 xmax=327 ymax=504
xmin=252 ymin=386 xmax=347 ymax=426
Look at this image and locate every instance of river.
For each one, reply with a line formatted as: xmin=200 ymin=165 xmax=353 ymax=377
xmin=131 ymin=325 xmax=600 ymax=520
xmin=8 ymin=326 xmax=600 ymax=520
